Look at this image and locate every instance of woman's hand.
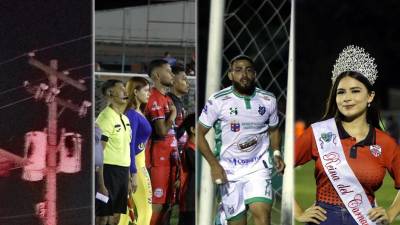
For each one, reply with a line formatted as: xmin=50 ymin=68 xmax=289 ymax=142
xmin=295 ymin=204 xmax=327 ymax=224
xmin=368 ymin=207 xmax=390 ymax=224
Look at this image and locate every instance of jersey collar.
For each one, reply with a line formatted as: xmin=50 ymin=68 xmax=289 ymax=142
xmin=336 ymin=119 xmax=376 ymax=158
xmin=232 ymin=86 xmax=256 ymax=99
xmin=152 ymin=87 xmax=166 ymax=96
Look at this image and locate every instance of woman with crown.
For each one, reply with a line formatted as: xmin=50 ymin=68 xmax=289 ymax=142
xmin=294 ymin=45 xmax=400 ymax=225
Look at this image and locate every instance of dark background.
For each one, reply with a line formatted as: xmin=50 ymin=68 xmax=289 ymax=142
xmin=197 ymin=0 xmax=211 ymax=114
xmin=0 ymin=1 xmax=92 ymax=224
xmin=295 ymin=0 xmax=400 ymax=124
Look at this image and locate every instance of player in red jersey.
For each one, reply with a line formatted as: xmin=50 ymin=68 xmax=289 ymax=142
xmin=144 ymin=59 xmax=178 ymax=225
xmin=167 ymin=65 xmax=190 ymax=224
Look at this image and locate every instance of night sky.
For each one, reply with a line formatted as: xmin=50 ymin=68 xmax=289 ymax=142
xmin=295 ymin=0 xmax=400 ymax=124
xmin=0 ymin=1 xmax=92 ymax=224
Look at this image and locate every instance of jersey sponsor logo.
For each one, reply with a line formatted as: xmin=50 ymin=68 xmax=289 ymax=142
xmin=318 ymin=132 xmax=337 ymax=149
xmin=230 ymin=120 xmax=240 ymax=132
xmin=258 ymin=105 xmax=266 ymax=115
xmin=369 ymin=145 xmax=382 ymax=157
xmin=241 ymin=122 xmax=265 ymax=130
xmin=229 ymin=107 xmax=238 ymax=115
xmin=138 ymin=143 xmax=145 ymax=151
xmin=154 ymin=188 xmax=164 ymax=198
xmin=151 ymin=101 xmax=161 ymax=111
xmin=237 ymin=136 xmax=258 ymax=152
xmin=228 ymin=155 xmax=262 ymax=166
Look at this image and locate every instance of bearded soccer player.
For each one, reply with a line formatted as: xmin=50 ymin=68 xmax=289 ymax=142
xmin=198 ymin=55 xmax=285 ymax=225
xmin=144 ymin=59 xmax=178 ymax=225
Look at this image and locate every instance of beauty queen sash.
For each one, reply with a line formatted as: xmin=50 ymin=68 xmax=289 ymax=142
xmin=311 ymin=118 xmax=376 ymax=225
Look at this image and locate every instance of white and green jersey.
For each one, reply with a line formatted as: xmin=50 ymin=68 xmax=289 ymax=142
xmin=199 ymin=86 xmax=279 ymax=181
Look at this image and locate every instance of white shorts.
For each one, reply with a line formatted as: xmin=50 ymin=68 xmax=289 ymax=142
xmin=219 ymin=169 xmax=273 ymax=221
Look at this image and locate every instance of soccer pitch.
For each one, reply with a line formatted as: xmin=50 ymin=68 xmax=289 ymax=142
xmin=295 ymin=162 xmax=400 ymax=225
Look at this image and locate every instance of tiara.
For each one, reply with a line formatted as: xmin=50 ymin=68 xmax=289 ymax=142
xmin=332 ymin=45 xmax=378 ymax=85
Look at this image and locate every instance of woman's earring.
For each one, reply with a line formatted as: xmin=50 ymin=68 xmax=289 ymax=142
xmin=368 ymin=103 xmax=371 ymax=108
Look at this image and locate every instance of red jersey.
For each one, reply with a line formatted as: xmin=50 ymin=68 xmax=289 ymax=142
xmin=179 ymin=139 xmax=195 ymax=211
xmin=145 ymin=87 xmax=177 ymax=167
xmin=295 ymin=121 xmax=400 ymax=205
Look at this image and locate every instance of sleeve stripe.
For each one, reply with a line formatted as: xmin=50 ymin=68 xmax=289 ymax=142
xmin=198 ymin=120 xmax=212 ymax=128
xmin=269 ymin=120 xmax=279 ymax=129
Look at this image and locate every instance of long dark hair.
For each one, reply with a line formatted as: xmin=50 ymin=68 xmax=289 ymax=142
xmin=125 ymin=77 xmax=150 ymax=113
xmin=322 ymin=71 xmax=383 ymax=130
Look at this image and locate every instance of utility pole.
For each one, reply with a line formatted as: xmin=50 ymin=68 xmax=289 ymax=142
xmin=46 ymin=59 xmax=58 ymax=225
xmin=25 ymin=56 xmax=90 ymax=225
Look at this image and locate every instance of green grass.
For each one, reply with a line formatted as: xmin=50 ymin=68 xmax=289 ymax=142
xmin=295 ymin=162 xmax=400 ymax=225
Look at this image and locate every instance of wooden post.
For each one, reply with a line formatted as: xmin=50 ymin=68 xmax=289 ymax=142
xmin=45 ymin=59 xmax=58 ymax=225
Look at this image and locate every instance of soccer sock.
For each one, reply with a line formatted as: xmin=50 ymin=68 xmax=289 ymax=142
xmin=150 ymin=211 xmax=162 ymax=225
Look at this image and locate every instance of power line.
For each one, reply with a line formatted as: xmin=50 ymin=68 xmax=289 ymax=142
xmin=0 ymin=53 xmax=28 ymax=67
xmin=0 ymin=34 xmax=91 ymax=68
xmin=64 ymin=63 xmax=93 ymax=72
xmin=0 ymin=96 xmax=34 ymax=111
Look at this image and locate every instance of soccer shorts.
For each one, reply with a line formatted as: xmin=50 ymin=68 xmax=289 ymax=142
xmin=96 ymin=164 xmax=129 ymax=216
xmin=220 ymin=169 xmax=273 ymax=221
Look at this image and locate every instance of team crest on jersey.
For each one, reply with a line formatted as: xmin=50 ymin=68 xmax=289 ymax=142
xmin=151 ymin=101 xmax=161 ymax=111
xmin=319 ymin=132 xmax=337 ymax=149
xmin=230 ymin=107 xmax=238 ymax=115
xmin=369 ymin=145 xmax=382 ymax=157
xmin=154 ymin=188 xmax=164 ymax=198
xmin=230 ymin=120 xmax=240 ymax=132
xmin=258 ymin=105 xmax=266 ymax=115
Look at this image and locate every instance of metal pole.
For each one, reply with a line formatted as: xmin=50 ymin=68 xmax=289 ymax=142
xmin=281 ymin=0 xmax=295 ymax=224
xmin=182 ymin=1 xmax=187 ymax=68
xmin=145 ymin=0 xmax=150 ymax=64
xmin=121 ymin=8 xmax=127 ymax=73
xmin=198 ymin=0 xmax=225 ymax=225
xmin=46 ymin=59 xmax=58 ymax=225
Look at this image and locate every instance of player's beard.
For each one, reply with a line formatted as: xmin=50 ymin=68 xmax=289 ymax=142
xmin=232 ymin=79 xmax=256 ymax=95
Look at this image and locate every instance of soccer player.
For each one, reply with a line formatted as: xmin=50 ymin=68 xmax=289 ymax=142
xmin=198 ymin=55 xmax=285 ymax=225
xmin=144 ymin=59 xmax=178 ymax=225
xmin=167 ymin=65 xmax=190 ymax=139
xmin=167 ymin=65 xmax=190 ymax=224
xmin=96 ymin=80 xmax=134 ymax=225
xmin=177 ymin=113 xmax=196 ymax=225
